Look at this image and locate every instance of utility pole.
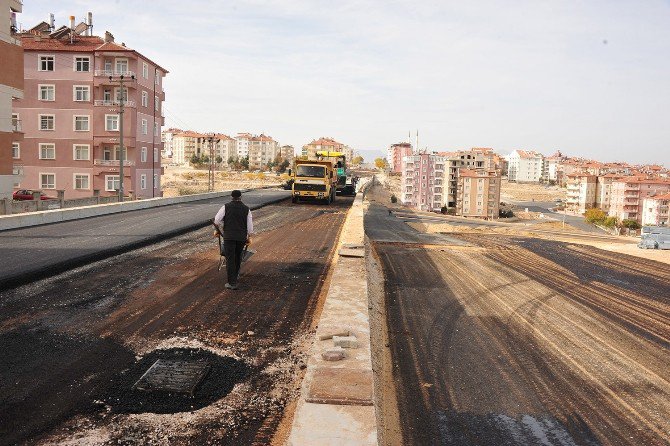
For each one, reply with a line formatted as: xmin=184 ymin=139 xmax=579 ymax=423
xmin=108 ymin=73 xmax=135 ymax=202
xmin=207 ymin=134 xmax=220 ymax=192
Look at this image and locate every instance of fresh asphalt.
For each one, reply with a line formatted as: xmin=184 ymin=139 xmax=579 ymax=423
xmin=0 ymin=189 xmax=290 ymax=290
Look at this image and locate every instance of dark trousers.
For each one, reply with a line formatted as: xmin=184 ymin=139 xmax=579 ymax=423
xmin=224 ymin=239 xmax=246 ymax=285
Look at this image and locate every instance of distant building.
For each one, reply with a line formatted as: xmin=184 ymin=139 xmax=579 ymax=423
xmin=595 ymin=174 xmax=619 ymax=214
xmin=507 ymin=150 xmax=544 ymax=183
xmin=171 ymin=130 xmax=204 ymax=164
xmin=387 ymin=142 xmax=413 ymax=173
xmin=13 ymin=16 xmax=167 ymax=198
xmin=247 ymin=134 xmax=279 ymax=169
xmin=439 ymin=149 xmax=496 ymax=208
xmin=609 ymin=177 xmax=670 ymax=223
xmin=641 ymin=193 xmax=670 ymax=226
xmin=456 ymin=169 xmax=501 ymax=219
xmin=401 ymin=152 xmax=446 ymax=211
xmin=565 ymin=173 xmax=597 ymax=214
xmin=1 ymin=0 xmax=24 ymax=203
xmin=279 ymin=145 xmax=295 ymax=165
xmin=302 ymin=137 xmax=353 ymax=162
xmin=213 ymin=134 xmax=236 ymax=163
xmin=161 ymin=128 xmax=181 ymax=158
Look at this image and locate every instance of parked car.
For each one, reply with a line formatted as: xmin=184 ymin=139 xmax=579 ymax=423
xmin=12 ymin=190 xmax=56 ymax=201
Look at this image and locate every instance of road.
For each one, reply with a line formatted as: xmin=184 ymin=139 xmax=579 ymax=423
xmin=0 ymin=189 xmax=290 ymax=290
xmin=0 ymin=196 xmax=353 ymax=445
xmin=511 ymin=200 xmax=604 ymax=234
xmin=366 ymin=186 xmax=670 ymax=445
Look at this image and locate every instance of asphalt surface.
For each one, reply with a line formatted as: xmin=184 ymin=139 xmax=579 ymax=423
xmin=511 ymin=200 xmax=604 ymax=234
xmin=366 ymin=185 xmax=670 ymax=446
xmin=0 ymin=189 xmax=290 ymax=290
xmin=0 ymin=196 xmax=354 ymax=445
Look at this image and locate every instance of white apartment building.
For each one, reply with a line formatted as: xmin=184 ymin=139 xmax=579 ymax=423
xmin=214 ymin=134 xmax=236 ymax=163
xmin=161 ymin=128 xmax=181 ymax=158
xmin=507 ymin=150 xmax=544 ymax=183
xmin=235 ymin=133 xmax=251 ymax=159
xmin=642 ymin=193 xmax=670 ymax=226
xmin=565 ymin=174 xmax=597 ymax=214
xmin=247 ymin=134 xmax=279 ymax=169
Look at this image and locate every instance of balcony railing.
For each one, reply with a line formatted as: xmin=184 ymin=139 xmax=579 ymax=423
xmin=94 ymin=99 xmax=136 ymax=107
xmin=12 ymin=164 xmax=24 ymax=175
xmin=94 ymin=159 xmax=135 ymax=167
xmin=12 ymin=118 xmax=21 ymax=132
xmin=94 ymin=70 xmax=136 ymax=78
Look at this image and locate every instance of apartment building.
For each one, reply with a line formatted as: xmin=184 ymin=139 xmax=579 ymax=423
xmin=234 ymin=132 xmax=252 ymax=159
xmin=507 ymin=150 xmax=544 ymax=183
xmin=247 ymin=134 xmax=279 ymax=169
xmin=387 ymin=142 xmax=413 ymax=173
xmin=595 ymin=174 xmax=619 ymax=214
xmin=214 ymin=134 xmax=236 ymax=163
xmin=456 ymin=169 xmax=501 ymax=219
xmin=171 ymin=131 xmax=203 ymax=164
xmin=609 ymin=178 xmax=670 ymax=223
xmin=565 ymin=173 xmax=597 ymax=214
xmin=279 ymin=145 xmax=295 ymax=165
xmin=1 ymin=0 xmax=23 ymax=203
xmin=440 ymin=149 xmax=496 ymax=208
xmin=543 ymin=150 xmax=566 ymax=183
xmin=641 ymin=193 xmax=670 ymax=226
xmin=302 ymin=137 xmax=353 ymax=161
xmin=401 ymin=152 xmax=445 ymax=211
xmin=12 ymin=18 xmax=167 ymax=199
xmin=160 ymin=127 xmax=181 ymax=158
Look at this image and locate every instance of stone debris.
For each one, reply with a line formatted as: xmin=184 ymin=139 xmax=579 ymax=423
xmin=333 ymin=335 xmax=359 ymax=349
xmin=321 ymin=347 xmax=347 ymax=361
xmin=318 ymin=329 xmax=350 ymax=341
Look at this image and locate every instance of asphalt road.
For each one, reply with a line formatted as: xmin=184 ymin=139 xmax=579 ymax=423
xmin=0 ymin=189 xmax=290 ymax=290
xmin=0 ymin=196 xmax=354 ymax=445
xmin=511 ymin=200 xmax=604 ymax=234
xmin=366 ymin=188 xmax=670 ymax=445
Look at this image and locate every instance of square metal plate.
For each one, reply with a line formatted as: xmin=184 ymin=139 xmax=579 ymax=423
xmin=133 ymin=359 xmax=210 ymax=396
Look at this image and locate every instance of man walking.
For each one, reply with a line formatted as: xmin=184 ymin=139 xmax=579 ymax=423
xmin=214 ymin=190 xmax=253 ymax=290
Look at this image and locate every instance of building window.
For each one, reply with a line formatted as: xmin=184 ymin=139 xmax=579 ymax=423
xmin=39 ymin=84 xmax=55 ymax=101
xmin=155 ymin=71 xmax=160 ymax=85
xmin=39 ymin=55 xmax=55 ymax=71
xmin=115 ymin=58 xmax=128 ymax=74
xmin=105 ymin=115 xmax=119 ymax=131
xmin=105 ymin=175 xmax=120 ymax=191
xmin=40 ymin=173 xmax=56 ymax=189
xmin=73 ymin=144 xmax=90 ymax=160
xmin=141 ymin=147 xmax=147 ymax=162
xmin=74 ymin=174 xmax=90 ymax=189
xmin=39 ymin=115 xmax=55 ymax=131
xmin=12 ymin=142 xmax=20 ymax=159
xmin=155 ymin=95 xmax=159 ymax=111
xmin=74 ymin=56 xmax=90 ymax=72
xmin=73 ymin=86 xmax=90 ymax=101
xmin=141 ymin=91 xmax=148 ymax=107
xmin=154 ymin=122 xmax=159 ymax=136
xmin=141 ymin=174 xmax=147 ymax=189
xmin=154 ymin=148 xmax=158 ymax=162
xmin=114 ymin=87 xmax=128 ymax=102
xmin=73 ymin=115 xmax=90 ymax=131
xmin=153 ymin=174 xmax=158 ymax=188
xmin=141 ymin=119 xmax=148 ymax=135
xmin=39 ymin=143 xmax=56 ymax=159
xmin=142 ymin=62 xmax=148 ymax=79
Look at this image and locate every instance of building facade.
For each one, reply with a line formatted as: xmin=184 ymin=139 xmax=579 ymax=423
xmin=565 ymin=173 xmax=597 ymax=214
xmin=387 ymin=142 xmax=413 ymax=173
xmin=641 ymin=193 xmax=670 ymax=226
xmin=401 ymin=152 xmax=445 ymax=211
xmin=247 ymin=134 xmax=279 ymax=169
xmin=609 ymin=178 xmax=670 ymax=223
xmin=160 ymin=127 xmax=181 ymax=158
xmin=302 ymin=137 xmax=352 ymax=161
xmin=1 ymin=0 xmax=24 ymax=203
xmin=441 ymin=149 xmax=496 ymax=208
xmin=456 ymin=169 xmax=501 ymax=219
xmin=507 ymin=150 xmax=544 ymax=183
xmin=13 ymin=20 xmax=167 ymax=199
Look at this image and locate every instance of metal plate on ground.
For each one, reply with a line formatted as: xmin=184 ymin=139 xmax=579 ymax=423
xmin=133 ymin=359 xmax=210 ymax=396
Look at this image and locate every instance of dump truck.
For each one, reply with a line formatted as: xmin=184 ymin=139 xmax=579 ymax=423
xmin=315 ymin=151 xmax=348 ymax=195
xmin=639 ymin=226 xmax=670 ymax=250
xmin=292 ymin=159 xmax=337 ymax=204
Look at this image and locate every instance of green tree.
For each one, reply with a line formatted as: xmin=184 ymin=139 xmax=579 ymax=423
xmin=585 ymin=208 xmax=606 ymax=224
xmin=603 ymin=216 xmax=617 ymax=228
xmin=189 ymin=154 xmax=200 ymax=166
xmin=216 ymin=155 xmax=223 ymax=164
xmin=241 ymin=156 xmax=249 ymax=170
xmin=390 ymin=194 xmax=397 ymax=203
xmin=279 ymin=159 xmax=290 ymax=173
xmin=621 ymin=219 xmax=640 ymax=230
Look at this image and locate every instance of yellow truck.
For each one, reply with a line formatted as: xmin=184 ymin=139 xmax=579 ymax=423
xmin=291 ymin=159 xmax=337 ymax=204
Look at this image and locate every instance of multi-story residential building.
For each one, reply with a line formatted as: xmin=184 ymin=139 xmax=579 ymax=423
xmin=160 ymin=127 xmax=181 ymax=158
xmin=595 ymin=174 xmax=619 ymax=214
xmin=1 ymin=0 xmax=23 ymax=204
xmin=507 ymin=150 xmax=544 ymax=183
xmin=170 ymin=130 xmax=203 ymax=164
xmin=609 ymin=177 xmax=670 ymax=223
xmin=279 ymin=145 xmax=295 ymax=165
xmin=247 ymin=134 xmax=279 ymax=169
xmin=439 ymin=149 xmax=496 ymax=208
xmin=543 ymin=150 xmax=566 ymax=183
xmin=456 ymin=169 xmax=501 ymax=219
xmin=234 ymin=132 xmax=252 ymax=159
xmin=387 ymin=142 xmax=413 ymax=173
xmin=12 ymin=19 xmax=167 ymax=199
xmin=213 ymin=134 xmax=236 ymax=163
xmin=302 ymin=137 xmax=352 ymax=161
xmin=565 ymin=173 xmax=597 ymax=214
xmin=401 ymin=152 xmax=445 ymax=211
xmin=641 ymin=193 xmax=670 ymax=226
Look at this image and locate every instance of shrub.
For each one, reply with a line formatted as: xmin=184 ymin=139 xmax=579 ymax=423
xmin=390 ymin=194 xmax=397 ymax=203
xmin=441 ymin=205 xmax=448 ymax=214
xmin=585 ymin=208 xmax=606 ymax=224
xmin=177 ymin=187 xmax=198 ymax=196
xmin=499 ymin=209 xmax=514 ymax=218
xmin=621 ymin=219 xmax=640 ymax=229
xmin=603 ymin=216 xmax=617 ymax=228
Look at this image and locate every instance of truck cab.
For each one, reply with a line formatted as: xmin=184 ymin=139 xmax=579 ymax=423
xmin=292 ymin=160 xmax=337 ymax=204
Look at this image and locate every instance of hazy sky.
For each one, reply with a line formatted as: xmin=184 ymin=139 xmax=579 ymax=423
xmin=20 ymin=1 xmax=670 ymax=165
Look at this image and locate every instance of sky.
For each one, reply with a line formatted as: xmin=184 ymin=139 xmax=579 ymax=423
xmin=19 ymin=0 xmax=670 ymax=165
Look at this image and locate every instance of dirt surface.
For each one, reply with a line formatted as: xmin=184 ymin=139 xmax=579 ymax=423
xmin=0 ymin=197 xmax=352 ymax=445
xmin=501 ymin=179 xmax=565 ymax=202
xmin=161 ymin=165 xmax=286 ymax=197
xmin=365 ymin=182 xmax=670 ymax=446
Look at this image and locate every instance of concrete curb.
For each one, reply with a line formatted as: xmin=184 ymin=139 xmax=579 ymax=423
xmin=0 ymin=188 xmax=275 ymax=232
xmin=0 ymin=193 xmax=289 ymax=291
xmin=288 ymin=179 xmax=378 ymax=445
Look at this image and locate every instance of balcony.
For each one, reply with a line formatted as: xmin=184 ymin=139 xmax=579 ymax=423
xmin=94 ymin=70 xmax=137 ymax=78
xmin=95 ymin=99 xmax=136 ymax=108
xmin=12 ymin=118 xmax=21 ymax=132
xmin=12 ymin=164 xmax=24 ymax=176
xmin=94 ymin=159 xmax=135 ymax=167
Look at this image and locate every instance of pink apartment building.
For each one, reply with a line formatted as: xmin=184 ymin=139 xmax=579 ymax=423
xmin=609 ymin=177 xmax=670 ymax=223
xmin=401 ymin=152 xmax=445 ymax=211
xmin=641 ymin=193 xmax=670 ymax=226
xmin=387 ymin=142 xmax=413 ymax=173
xmin=13 ymin=21 xmax=167 ymax=199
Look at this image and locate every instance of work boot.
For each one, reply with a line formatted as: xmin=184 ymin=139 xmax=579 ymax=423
xmin=225 ymin=283 xmax=238 ymax=290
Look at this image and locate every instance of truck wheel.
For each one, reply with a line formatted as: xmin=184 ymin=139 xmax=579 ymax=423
xmin=292 ymin=196 xmax=298 ymax=203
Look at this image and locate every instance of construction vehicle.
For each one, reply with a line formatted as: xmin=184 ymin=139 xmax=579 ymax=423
xmin=291 ymin=159 xmax=337 ymax=204
xmin=639 ymin=226 xmax=670 ymax=250
xmin=315 ymin=151 xmax=348 ymax=195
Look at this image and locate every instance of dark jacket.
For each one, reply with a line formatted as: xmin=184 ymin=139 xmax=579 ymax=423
xmin=223 ymin=200 xmax=250 ymax=241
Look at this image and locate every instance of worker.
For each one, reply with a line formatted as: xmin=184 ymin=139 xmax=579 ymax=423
xmin=214 ymin=190 xmax=253 ymax=290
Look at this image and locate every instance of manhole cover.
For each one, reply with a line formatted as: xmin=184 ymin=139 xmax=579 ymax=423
xmin=133 ymin=359 xmax=210 ymax=396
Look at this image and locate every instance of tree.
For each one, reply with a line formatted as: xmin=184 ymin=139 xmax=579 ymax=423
xmin=189 ymin=154 xmax=200 ymax=166
xmin=374 ymin=157 xmax=389 ymax=169
xmin=621 ymin=219 xmax=640 ymax=230
xmin=390 ymin=194 xmax=397 ymax=203
xmin=215 ymin=155 xmax=223 ymax=164
xmin=603 ymin=216 xmax=617 ymax=228
xmin=352 ymin=155 xmax=364 ymax=165
xmin=241 ymin=156 xmax=249 ymax=170
xmin=585 ymin=208 xmax=606 ymax=224
xmin=279 ymin=159 xmax=290 ymax=173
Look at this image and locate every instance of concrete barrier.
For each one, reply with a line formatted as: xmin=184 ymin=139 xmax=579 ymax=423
xmin=0 ymin=190 xmax=253 ymax=232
